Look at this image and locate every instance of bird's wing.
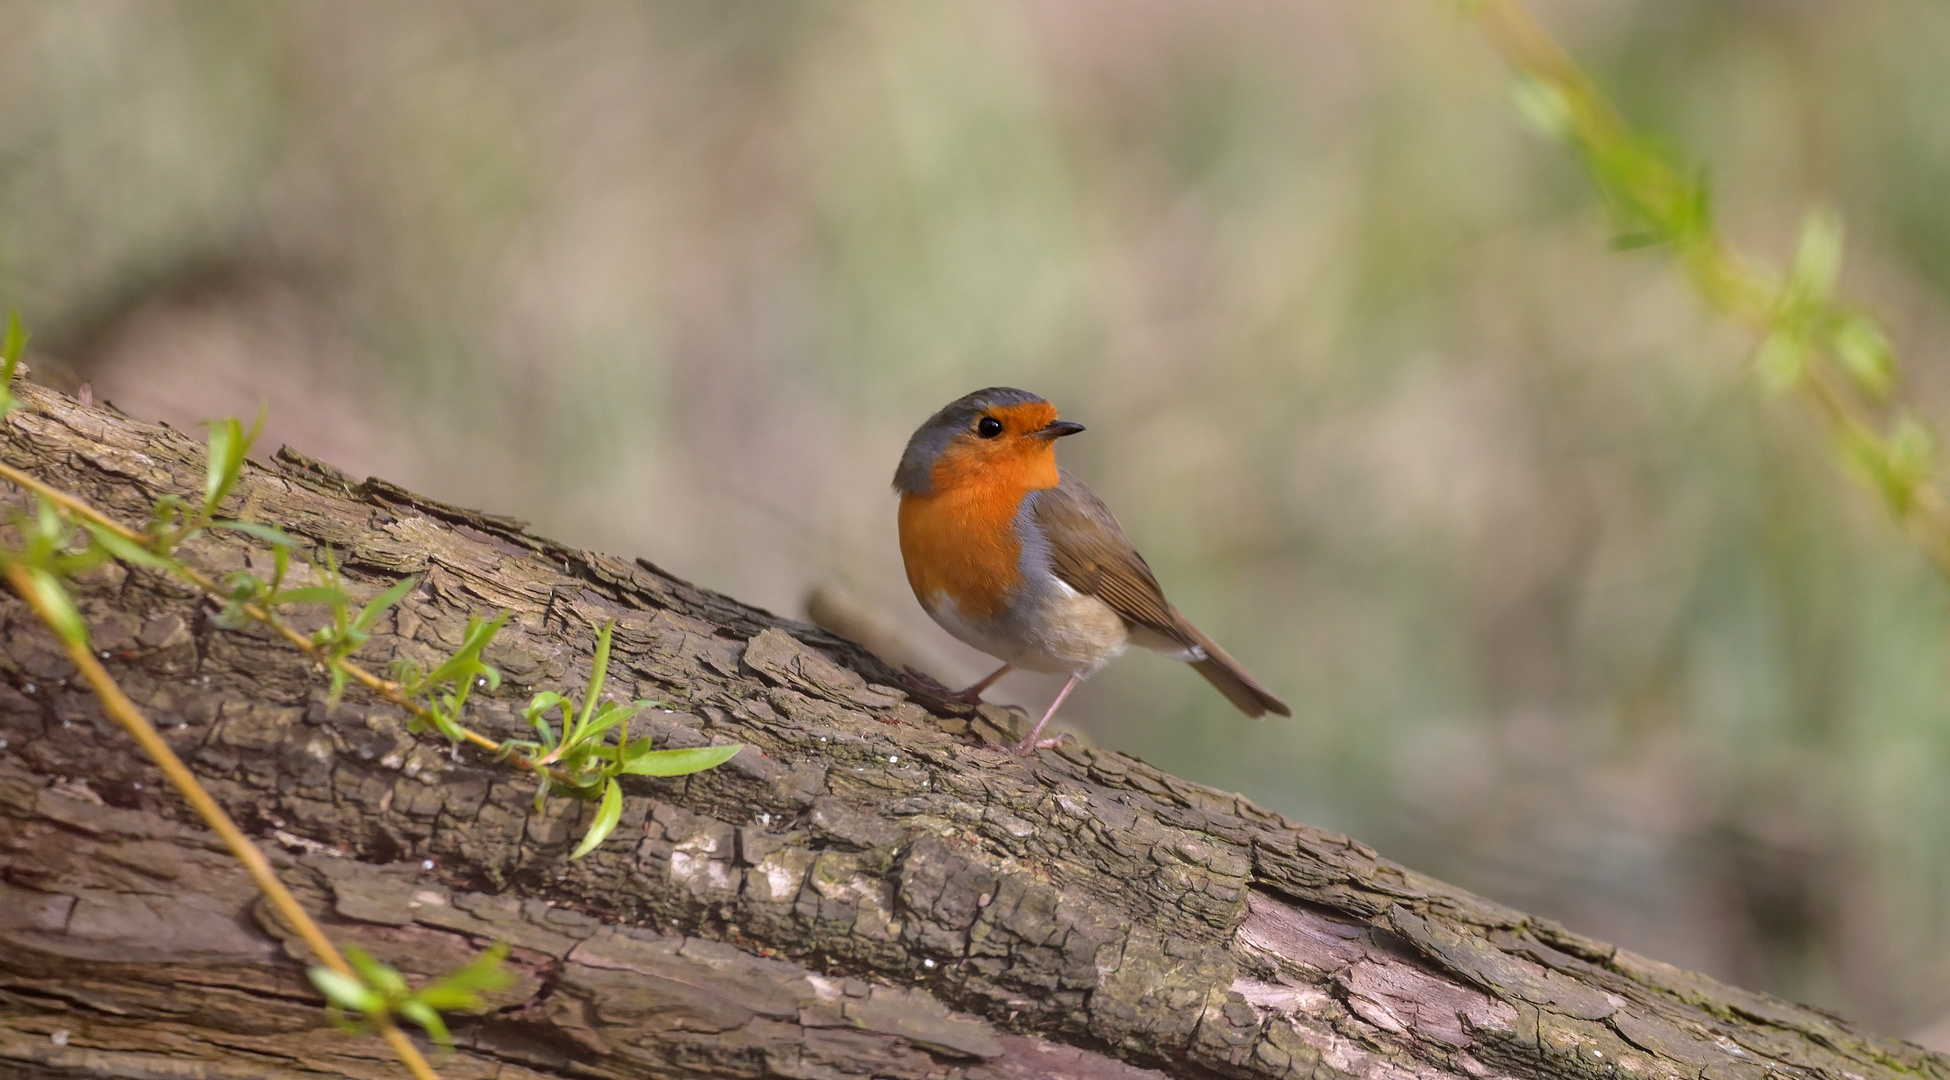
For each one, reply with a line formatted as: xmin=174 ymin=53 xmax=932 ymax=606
xmin=1031 ymin=470 xmax=1193 ymax=647
xmin=1032 ymin=470 xmax=1292 ymax=718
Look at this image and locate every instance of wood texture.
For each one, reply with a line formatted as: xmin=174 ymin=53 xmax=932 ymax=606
xmin=0 ymin=382 xmax=1938 ymax=1080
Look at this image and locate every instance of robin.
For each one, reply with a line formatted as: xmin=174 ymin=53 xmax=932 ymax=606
xmin=894 ymin=387 xmax=1289 ymax=754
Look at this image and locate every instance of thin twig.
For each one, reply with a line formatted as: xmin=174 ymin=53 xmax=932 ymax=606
xmin=0 ymin=458 xmax=568 ymax=780
xmin=3 ymin=562 xmax=443 ymax=1080
xmin=1470 ymin=0 xmax=1950 ymax=578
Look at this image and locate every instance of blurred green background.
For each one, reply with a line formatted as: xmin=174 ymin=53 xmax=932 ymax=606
xmin=7 ymin=0 xmax=1950 ymax=1039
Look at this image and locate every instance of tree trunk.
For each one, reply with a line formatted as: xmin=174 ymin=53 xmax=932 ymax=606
xmin=0 ymin=381 xmax=1936 ymax=1080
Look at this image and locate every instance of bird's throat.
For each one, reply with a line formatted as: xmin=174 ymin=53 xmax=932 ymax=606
xmin=899 ymin=463 xmax=1051 ymax=622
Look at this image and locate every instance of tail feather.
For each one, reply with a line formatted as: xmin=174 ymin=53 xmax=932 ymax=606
xmin=1179 ymin=619 xmax=1290 ymax=719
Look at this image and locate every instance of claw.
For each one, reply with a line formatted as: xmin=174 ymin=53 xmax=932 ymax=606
xmin=1009 ymin=733 xmax=1070 ymax=755
xmin=1008 ymin=672 xmax=1081 ymax=756
xmin=895 ymin=662 xmax=1012 ymax=707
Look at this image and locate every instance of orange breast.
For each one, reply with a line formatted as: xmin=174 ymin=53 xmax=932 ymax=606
xmin=899 ymin=414 xmax=1063 ymax=621
xmin=899 ymin=484 xmax=1024 ymax=620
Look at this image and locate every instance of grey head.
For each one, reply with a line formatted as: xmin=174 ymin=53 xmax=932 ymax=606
xmin=893 ymin=387 xmax=1081 ymax=495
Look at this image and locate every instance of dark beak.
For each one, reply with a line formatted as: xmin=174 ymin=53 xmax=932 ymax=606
xmin=1034 ymin=420 xmax=1086 ymax=440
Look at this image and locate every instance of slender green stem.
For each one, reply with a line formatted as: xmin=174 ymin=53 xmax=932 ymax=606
xmin=3 ymin=561 xmax=442 ymax=1080
xmin=0 ymin=458 xmax=573 ymax=783
xmin=1469 ymin=0 xmax=1950 ymax=577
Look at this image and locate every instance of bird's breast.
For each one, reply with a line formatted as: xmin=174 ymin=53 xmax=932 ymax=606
xmin=899 ymin=482 xmax=1132 ymax=675
xmin=898 ymin=484 xmax=1025 ymax=622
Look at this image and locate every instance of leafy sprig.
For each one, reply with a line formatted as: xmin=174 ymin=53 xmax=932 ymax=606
xmin=146 ymin=410 xmax=266 ymax=558
xmin=0 ymin=312 xmax=26 ymax=416
xmin=0 ymin=320 xmax=747 ymax=1070
xmin=502 ymin=620 xmax=742 ymax=858
xmin=0 ymin=320 xmax=448 ymax=1079
xmin=311 ymin=942 xmax=515 ymax=1050
xmin=30 ymin=385 xmax=746 ymax=856
xmin=1474 ymin=0 xmax=1950 ymax=572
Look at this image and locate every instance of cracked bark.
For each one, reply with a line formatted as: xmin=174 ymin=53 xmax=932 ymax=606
xmin=0 ymin=381 xmax=1939 ymax=1080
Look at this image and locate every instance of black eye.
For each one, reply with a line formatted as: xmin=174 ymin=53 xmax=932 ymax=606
xmin=976 ymin=416 xmax=1004 ymax=439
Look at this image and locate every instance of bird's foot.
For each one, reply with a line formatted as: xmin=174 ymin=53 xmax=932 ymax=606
xmin=1008 ymin=673 xmax=1082 ymax=755
xmin=1009 ymin=733 xmax=1070 ymax=756
xmin=893 ymin=669 xmax=968 ymax=704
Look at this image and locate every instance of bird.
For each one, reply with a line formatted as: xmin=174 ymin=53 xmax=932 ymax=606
xmin=893 ymin=387 xmax=1289 ymax=754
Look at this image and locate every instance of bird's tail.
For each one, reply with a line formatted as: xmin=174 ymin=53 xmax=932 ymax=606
xmin=1177 ymin=617 xmax=1291 ymax=719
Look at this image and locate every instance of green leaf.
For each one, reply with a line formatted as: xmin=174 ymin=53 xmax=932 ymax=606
xmin=419 ymin=942 xmax=513 ymax=999
xmin=49 ymin=546 xmax=111 ymax=578
xmin=426 ymin=703 xmax=468 ymax=744
xmin=1 ymin=310 xmax=26 ymax=368
xmin=202 ymin=418 xmax=243 ymax=516
xmin=145 ymin=495 xmax=191 ymax=553
xmin=569 ymin=700 xmax=642 ymax=751
xmin=619 ymin=743 xmax=742 ymax=777
xmin=1507 ymin=74 xmax=1571 ymax=139
xmin=315 ymin=543 xmax=343 ymax=587
xmin=353 ymin=576 xmax=418 ymax=633
xmin=343 ymin=945 xmax=408 ymax=999
xmin=222 ymin=568 xmax=265 ymax=601
xmin=212 ymin=520 xmax=300 ymax=549
xmin=80 ymin=522 xmax=174 ymax=569
xmin=370 ymin=963 xmax=409 ymax=998
xmin=149 ymin=493 xmax=190 ymax=521
xmin=524 ymin=691 xmax=566 ymax=749
xmin=20 ymin=497 xmax=65 ymax=564
xmin=20 ymin=566 xmax=88 ymax=645
xmin=389 ymin=656 xmax=426 ymax=696
xmin=1753 ymin=330 xmax=1806 ymax=393
xmin=398 ymin=999 xmax=452 ymax=1048
xmin=426 ymin=613 xmax=508 ymax=689
xmin=271 ymin=585 xmax=351 ymax=608
xmin=422 ymin=612 xmax=508 ymax=726
xmin=554 ymin=752 xmax=607 ymax=790
xmin=0 ymin=311 xmax=26 ymax=415
xmin=1838 ymin=415 xmax=1935 ymax=517
xmin=1788 ymin=208 xmax=1843 ymax=305
xmin=1888 ymin=415 xmax=1935 ymax=487
xmin=574 ymin=620 xmax=616 ymax=739
xmin=220 ymin=415 xmax=261 ymax=513
xmin=493 ymin=738 xmax=538 ymax=762
xmin=309 ymin=967 xmax=382 ymax=1014
xmin=200 ymin=407 xmax=265 ymax=519
xmin=1829 ymin=314 xmax=1894 ymax=398
xmin=569 ymin=778 xmax=624 ymax=859
xmin=560 ymin=757 xmax=609 ymax=791
xmin=413 ymin=986 xmax=484 ymax=1012
xmin=1670 ymin=169 xmax=1714 ymax=247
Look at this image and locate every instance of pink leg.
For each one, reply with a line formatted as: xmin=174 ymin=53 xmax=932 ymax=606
xmin=1011 ymin=673 xmax=1082 ymax=755
xmin=951 ymin=662 xmax=1012 ymax=704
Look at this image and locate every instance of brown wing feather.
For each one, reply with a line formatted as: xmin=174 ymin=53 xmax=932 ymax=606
xmin=1181 ymin=623 xmax=1292 ymax=718
xmin=1033 ymin=472 xmax=1188 ymax=645
xmin=1034 ymin=472 xmax=1291 ymax=718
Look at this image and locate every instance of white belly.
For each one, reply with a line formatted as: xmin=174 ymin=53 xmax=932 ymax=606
xmin=923 ymin=593 xmax=1026 ymax=666
xmin=926 ymin=577 xmax=1129 ymax=677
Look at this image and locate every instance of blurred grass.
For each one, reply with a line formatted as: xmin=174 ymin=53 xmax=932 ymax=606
xmin=6 ymin=0 xmax=1950 ymax=1036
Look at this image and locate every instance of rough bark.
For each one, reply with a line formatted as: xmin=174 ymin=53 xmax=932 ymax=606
xmin=0 ymin=381 xmax=1938 ymax=1080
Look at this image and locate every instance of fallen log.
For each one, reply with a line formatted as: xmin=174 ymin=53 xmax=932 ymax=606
xmin=0 ymin=382 xmax=1937 ymax=1080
